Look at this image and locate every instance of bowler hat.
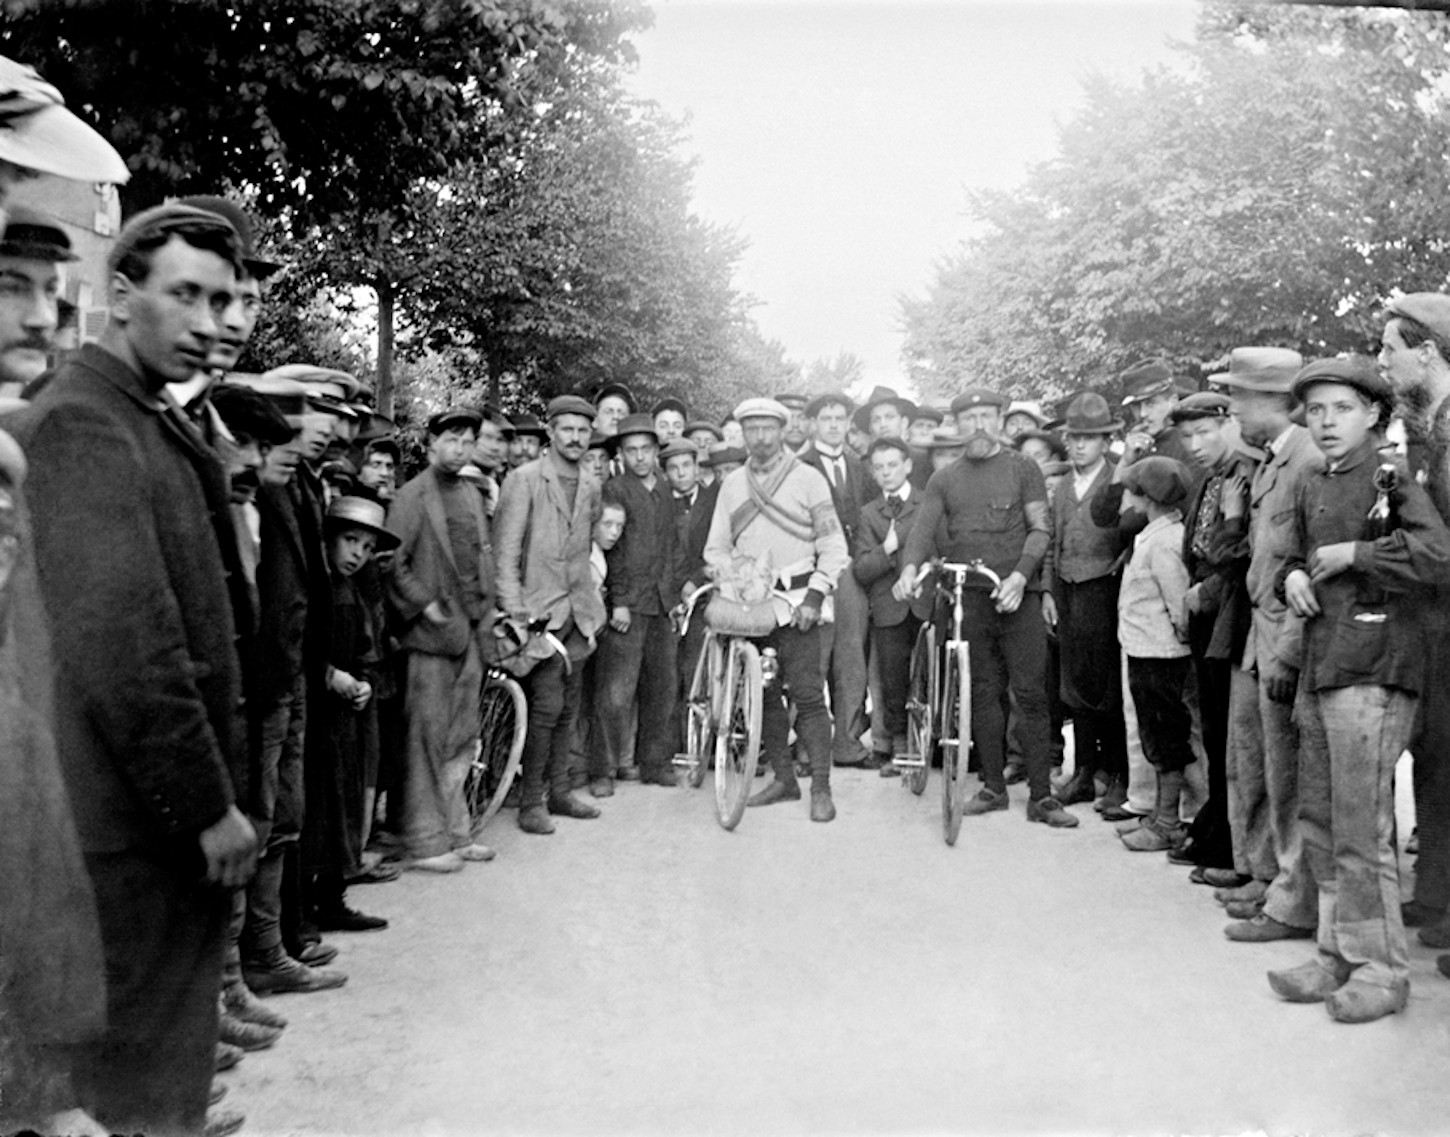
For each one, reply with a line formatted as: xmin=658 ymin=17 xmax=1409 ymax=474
xmin=612 ymin=412 xmax=659 ymax=446
xmin=862 ymin=385 xmax=916 ymax=418
xmin=426 ymin=405 xmax=483 ymax=436
xmin=804 ymin=390 xmax=855 ymax=418
xmin=545 ymin=394 xmax=596 ymax=422
xmin=1121 ymin=456 xmax=1190 ymax=507
xmin=949 ymin=387 xmax=1008 ymax=414
xmin=1061 ymin=391 xmax=1122 ymax=435
xmin=1291 ymin=355 xmax=1390 ymax=404
xmin=1212 ymin=347 xmax=1304 ymax=395
xmin=326 ymin=494 xmax=400 ymax=551
xmin=651 ymin=396 xmax=688 ymax=420
xmin=0 ymin=205 xmax=75 ymax=262
xmin=509 ymin=412 xmax=548 ymax=439
xmin=1119 ymin=358 xmax=1176 ymax=405
xmin=1385 ymin=293 xmax=1450 ymax=345
xmin=1168 ymin=392 xmax=1231 ymax=424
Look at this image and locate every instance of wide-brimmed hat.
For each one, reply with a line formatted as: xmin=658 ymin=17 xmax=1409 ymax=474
xmin=0 ymin=57 xmax=129 ymax=185
xmin=861 ymin=385 xmax=916 ymax=418
xmin=612 ymin=412 xmax=659 ymax=447
xmin=1119 ymin=358 xmax=1176 ymax=406
xmin=1211 ymin=347 xmax=1304 ymax=395
xmin=509 ymin=412 xmax=548 ymax=440
xmin=804 ymin=390 xmax=855 ymax=418
xmin=327 ymin=494 xmax=400 ymax=551
xmin=1061 ymin=392 xmax=1122 ymax=435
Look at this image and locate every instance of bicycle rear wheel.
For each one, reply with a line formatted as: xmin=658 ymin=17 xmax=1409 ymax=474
xmin=677 ymin=632 xmax=721 ymax=789
xmin=465 ymin=671 xmax=527 ymax=835
xmin=714 ymin=640 xmax=762 ymax=830
xmin=904 ymin=622 xmax=936 ymax=796
xmin=941 ymin=642 xmax=972 ymax=846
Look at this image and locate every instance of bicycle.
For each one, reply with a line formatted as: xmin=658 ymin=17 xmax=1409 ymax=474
xmin=673 ymin=582 xmax=795 ymax=830
xmin=897 ymin=558 xmax=1001 ymax=846
xmin=462 ymin=617 xmax=570 ymax=835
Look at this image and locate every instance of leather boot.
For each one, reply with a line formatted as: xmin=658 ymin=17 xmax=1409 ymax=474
xmin=1054 ymin=767 xmax=1095 ymax=806
xmin=1095 ymin=775 xmax=1128 ymax=814
xmin=223 ymin=975 xmax=288 ymax=1030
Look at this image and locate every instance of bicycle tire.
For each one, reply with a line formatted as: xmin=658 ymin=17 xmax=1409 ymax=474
xmin=904 ymin=622 xmax=935 ymax=796
xmin=465 ymin=671 xmax=527 ymax=835
xmin=714 ymin=640 xmax=762 ymax=830
xmin=942 ymin=642 xmax=971 ymax=847
xmin=681 ymin=633 xmax=722 ymax=789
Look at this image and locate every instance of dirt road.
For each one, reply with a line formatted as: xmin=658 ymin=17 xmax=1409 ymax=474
xmin=226 ymin=759 xmax=1450 ymax=1135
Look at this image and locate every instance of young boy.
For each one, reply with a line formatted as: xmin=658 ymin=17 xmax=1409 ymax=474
xmin=852 ymin=437 xmax=933 ymax=773
xmin=579 ymin=497 xmax=627 ymax=797
xmin=308 ymin=496 xmax=401 ymax=934
xmin=1115 ymin=456 xmax=1196 ymax=853
xmin=1252 ymin=357 xmax=1450 ymax=1023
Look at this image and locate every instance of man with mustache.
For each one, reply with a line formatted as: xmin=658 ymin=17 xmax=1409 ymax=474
xmin=894 ymin=387 xmax=1077 ymax=829
xmin=0 ymin=207 xmax=71 ymax=400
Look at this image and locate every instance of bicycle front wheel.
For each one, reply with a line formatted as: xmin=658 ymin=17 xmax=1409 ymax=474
xmin=679 ymin=633 xmax=722 ymax=789
xmin=941 ymin=642 xmax=971 ymax=846
xmin=714 ymin=640 xmax=762 ymax=831
xmin=466 ymin=672 xmax=528 ymax=835
xmin=904 ymin=622 xmax=936 ymax=796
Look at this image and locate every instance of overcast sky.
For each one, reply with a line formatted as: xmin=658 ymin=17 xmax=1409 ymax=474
xmin=628 ymin=0 xmax=1201 ymax=394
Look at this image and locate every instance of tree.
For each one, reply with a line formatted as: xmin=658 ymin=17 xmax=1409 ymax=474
xmin=901 ymin=3 xmax=1450 ymax=404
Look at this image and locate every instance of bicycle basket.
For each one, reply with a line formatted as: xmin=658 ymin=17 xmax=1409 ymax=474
xmin=704 ymin=592 xmax=778 ymax=637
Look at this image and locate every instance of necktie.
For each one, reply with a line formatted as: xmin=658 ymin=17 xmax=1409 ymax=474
xmin=885 ymin=493 xmax=903 ymax=519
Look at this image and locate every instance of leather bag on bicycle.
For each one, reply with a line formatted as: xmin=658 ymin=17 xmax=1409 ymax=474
xmin=704 ymin=552 xmax=779 ymax=637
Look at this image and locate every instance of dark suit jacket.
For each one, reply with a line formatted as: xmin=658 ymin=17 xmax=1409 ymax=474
xmin=852 ymin=491 xmax=934 ymax=627
xmin=387 ymin=465 xmax=493 ymax=657
xmin=254 ymin=483 xmax=312 ymax=707
xmin=11 ymin=343 xmax=243 ymax=852
xmin=1183 ymin=449 xmax=1257 ymax=662
xmin=603 ymin=473 xmax=686 ymax=616
xmin=675 ymin=480 xmax=721 ymax=593
xmin=799 ymin=444 xmax=874 ymax=547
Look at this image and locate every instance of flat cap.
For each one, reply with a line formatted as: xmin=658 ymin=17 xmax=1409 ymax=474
xmin=426 ymin=405 xmax=483 ymax=436
xmin=0 ymin=205 xmax=75 ymax=262
xmin=594 ymin=382 xmax=636 ymax=411
xmin=651 ymin=396 xmax=688 ymax=419
xmin=1168 ymin=391 xmax=1231 ymax=423
xmin=659 ymin=438 xmax=699 ymax=462
xmin=734 ymin=397 xmax=790 ymax=424
xmin=1119 ymin=358 xmax=1176 ymax=405
xmin=949 ymin=387 xmax=1008 ymax=413
xmin=587 ymin=429 xmax=612 ymax=451
xmin=210 ymin=384 xmax=295 ymax=446
xmin=910 ymin=404 xmax=945 ymax=424
xmin=685 ymin=420 xmax=723 ymax=442
xmin=1004 ymin=401 xmax=1050 ymax=427
xmin=703 ymin=443 xmax=747 ymax=468
xmin=223 ymin=373 xmax=310 ymax=415
xmin=364 ymin=437 xmax=401 ymax=462
xmin=804 ymin=390 xmax=855 ymax=418
xmin=867 ymin=436 xmax=911 ymax=460
xmin=1291 ymin=355 xmax=1390 ymax=404
xmin=1014 ymin=429 xmax=1067 ymax=460
xmin=1386 ymin=293 xmax=1450 ymax=344
xmin=777 ymin=393 xmax=808 ymax=411
xmin=175 ymin=194 xmax=282 ymax=279
xmin=546 ymin=394 xmax=597 ymax=421
xmin=1121 ymin=455 xmax=1191 ymax=507
xmin=109 ymin=202 xmax=242 ymax=276
xmin=1212 ymin=347 xmax=1304 ymax=395
xmin=0 ymin=56 xmax=129 ymax=184
xmin=264 ymin=364 xmax=363 ymax=402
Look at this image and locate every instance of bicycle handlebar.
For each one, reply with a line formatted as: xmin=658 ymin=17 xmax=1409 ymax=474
xmin=923 ymin=558 xmax=1003 ymax=591
xmin=676 ymin=583 xmax=801 ymax=637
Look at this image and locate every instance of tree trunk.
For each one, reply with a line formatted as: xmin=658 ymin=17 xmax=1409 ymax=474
xmin=376 ymin=275 xmax=395 ymax=418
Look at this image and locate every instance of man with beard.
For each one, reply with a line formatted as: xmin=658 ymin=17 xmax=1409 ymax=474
xmin=13 ymin=203 xmax=257 ymax=1137
xmin=494 ymin=395 xmax=608 ymax=834
xmin=1378 ymin=293 xmax=1450 ymax=958
xmin=894 ymin=388 xmax=1076 ymax=829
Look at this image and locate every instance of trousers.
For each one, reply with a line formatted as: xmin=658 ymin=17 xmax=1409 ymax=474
xmin=520 ymin=630 xmax=589 ymax=807
xmin=242 ymin=676 xmax=306 ymax=958
xmin=1126 ymin=656 xmax=1194 ymax=772
xmin=820 ymin=568 xmax=870 ymax=762
xmin=73 ymin=850 xmax=229 ymax=1137
xmin=1412 ymin=628 xmax=1450 ymax=912
xmin=872 ymin=616 xmax=920 ymax=745
xmin=402 ymin=640 xmax=483 ymax=858
xmin=763 ymin=621 xmax=833 ymax=790
xmin=595 ymin=612 xmax=678 ymax=777
xmin=1298 ymin=684 xmax=1416 ymax=987
xmin=960 ymin=591 xmax=1050 ymax=800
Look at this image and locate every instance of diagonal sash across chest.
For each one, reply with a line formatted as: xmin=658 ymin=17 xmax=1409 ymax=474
xmin=730 ymin=452 xmax=815 ymax=544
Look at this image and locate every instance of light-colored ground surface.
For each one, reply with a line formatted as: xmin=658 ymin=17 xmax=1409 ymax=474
xmin=227 ymin=758 xmax=1448 ymax=1137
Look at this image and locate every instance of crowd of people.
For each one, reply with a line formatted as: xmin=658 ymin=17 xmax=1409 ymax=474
xmin=6 ymin=51 xmax=1450 ymax=1137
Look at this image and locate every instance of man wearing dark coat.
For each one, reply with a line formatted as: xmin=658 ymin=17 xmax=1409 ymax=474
xmin=11 ymin=204 xmax=258 ymax=1137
